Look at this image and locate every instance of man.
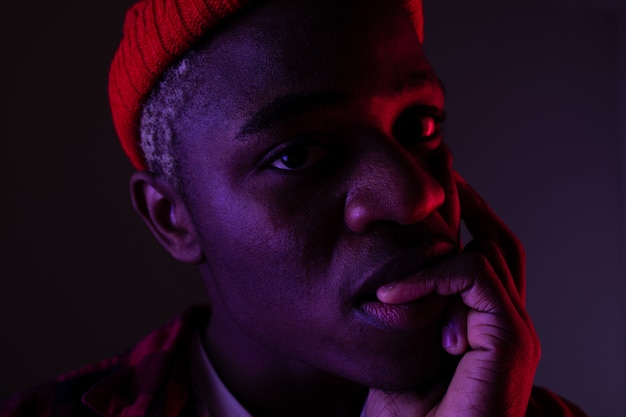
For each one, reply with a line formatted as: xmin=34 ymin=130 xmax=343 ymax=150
xmin=1 ymin=0 xmax=588 ymax=416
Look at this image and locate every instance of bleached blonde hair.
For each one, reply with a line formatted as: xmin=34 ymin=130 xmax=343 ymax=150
xmin=139 ymin=53 xmax=198 ymax=188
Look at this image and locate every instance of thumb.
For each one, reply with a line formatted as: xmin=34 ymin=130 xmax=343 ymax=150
xmin=441 ymin=296 xmax=469 ymax=356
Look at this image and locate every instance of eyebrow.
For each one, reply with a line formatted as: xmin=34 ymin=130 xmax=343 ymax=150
xmin=392 ymin=68 xmax=446 ymax=96
xmin=238 ymin=92 xmax=345 ymax=137
xmin=237 ymin=70 xmax=445 ymax=138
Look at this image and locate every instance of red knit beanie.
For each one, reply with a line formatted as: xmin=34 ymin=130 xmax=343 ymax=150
xmin=109 ymin=0 xmax=425 ymax=170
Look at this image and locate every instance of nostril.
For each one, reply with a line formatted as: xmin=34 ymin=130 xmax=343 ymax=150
xmin=344 ymin=169 xmax=445 ymax=234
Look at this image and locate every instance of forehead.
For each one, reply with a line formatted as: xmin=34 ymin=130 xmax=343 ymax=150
xmin=174 ymin=0 xmax=438 ymax=148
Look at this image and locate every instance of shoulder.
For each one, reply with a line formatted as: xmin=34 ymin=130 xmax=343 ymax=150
xmin=0 ymin=355 xmax=125 ymax=417
xmin=0 ymin=306 xmax=210 ymax=417
xmin=527 ymin=386 xmax=589 ymax=417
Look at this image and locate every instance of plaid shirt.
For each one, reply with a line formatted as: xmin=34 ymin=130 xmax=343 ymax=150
xmin=0 ymin=306 xmax=210 ymax=417
xmin=0 ymin=305 xmax=587 ymax=417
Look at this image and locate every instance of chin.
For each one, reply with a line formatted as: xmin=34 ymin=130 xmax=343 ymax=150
xmin=348 ymin=345 xmax=453 ymax=392
xmin=370 ymin=365 xmax=444 ymax=393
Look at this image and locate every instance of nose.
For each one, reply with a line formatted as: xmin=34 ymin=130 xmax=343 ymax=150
xmin=344 ymin=147 xmax=445 ymax=234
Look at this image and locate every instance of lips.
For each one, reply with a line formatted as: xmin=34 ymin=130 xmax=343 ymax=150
xmin=360 ymin=293 xmax=448 ymax=331
xmin=354 ymin=240 xmax=458 ymax=301
xmin=354 ymin=240 xmax=458 ymax=331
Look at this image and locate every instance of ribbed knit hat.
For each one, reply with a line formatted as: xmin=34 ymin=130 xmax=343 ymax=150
xmin=109 ymin=0 xmax=425 ymax=170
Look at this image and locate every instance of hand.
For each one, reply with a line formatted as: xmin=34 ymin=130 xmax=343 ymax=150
xmin=364 ymin=173 xmax=540 ymax=417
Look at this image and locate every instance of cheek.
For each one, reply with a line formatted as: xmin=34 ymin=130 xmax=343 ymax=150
xmin=194 ymin=192 xmax=349 ymax=353
xmin=428 ymin=143 xmax=459 ymax=227
xmin=190 ymin=178 xmax=344 ymax=296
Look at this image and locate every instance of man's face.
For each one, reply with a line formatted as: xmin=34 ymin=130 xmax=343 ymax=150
xmin=173 ymin=0 xmax=460 ymax=390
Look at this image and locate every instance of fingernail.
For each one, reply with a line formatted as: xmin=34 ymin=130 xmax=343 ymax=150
xmin=376 ymin=284 xmax=396 ymax=303
xmin=442 ymin=327 xmax=457 ymax=349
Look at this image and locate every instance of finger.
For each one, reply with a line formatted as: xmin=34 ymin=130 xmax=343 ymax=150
xmin=377 ymin=252 xmax=510 ymax=315
xmin=363 ymin=389 xmax=427 ymax=417
xmin=364 ymin=383 xmax=448 ymax=417
xmin=463 ymin=238 xmax=524 ymax=311
xmin=454 ymin=172 xmax=526 ymax=304
xmin=442 ymin=296 xmax=469 ymax=356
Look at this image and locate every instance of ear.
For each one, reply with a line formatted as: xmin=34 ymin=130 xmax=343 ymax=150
xmin=130 ymin=171 xmax=203 ymax=264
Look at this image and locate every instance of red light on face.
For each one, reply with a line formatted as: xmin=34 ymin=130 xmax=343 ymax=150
xmin=421 ymin=117 xmax=436 ymax=137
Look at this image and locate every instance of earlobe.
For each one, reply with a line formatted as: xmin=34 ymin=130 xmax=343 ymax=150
xmin=129 ymin=171 xmax=203 ymax=264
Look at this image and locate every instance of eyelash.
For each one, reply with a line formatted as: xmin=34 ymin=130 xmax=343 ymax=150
xmin=262 ymin=137 xmax=336 ymax=173
xmin=261 ymin=106 xmax=446 ymax=173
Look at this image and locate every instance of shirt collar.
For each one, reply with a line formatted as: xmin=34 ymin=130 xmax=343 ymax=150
xmin=188 ymin=328 xmax=253 ymax=417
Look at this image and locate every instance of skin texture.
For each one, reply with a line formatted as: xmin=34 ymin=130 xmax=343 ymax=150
xmin=130 ymin=0 xmax=540 ymax=416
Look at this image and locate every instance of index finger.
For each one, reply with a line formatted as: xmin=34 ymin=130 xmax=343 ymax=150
xmin=454 ymin=171 xmax=526 ymax=303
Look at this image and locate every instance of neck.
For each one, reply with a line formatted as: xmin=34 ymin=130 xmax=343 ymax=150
xmin=202 ymin=305 xmax=367 ymax=417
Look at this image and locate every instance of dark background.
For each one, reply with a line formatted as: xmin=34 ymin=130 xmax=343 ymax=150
xmin=1 ymin=1 xmax=624 ymax=415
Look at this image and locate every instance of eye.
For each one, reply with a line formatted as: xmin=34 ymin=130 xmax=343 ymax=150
xmin=417 ymin=116 xmax=437 ymax=138
xmin=393 ymin=106 xmax=446 ymax=147
xmin=269 ymin=143 xmax=331 ymax=171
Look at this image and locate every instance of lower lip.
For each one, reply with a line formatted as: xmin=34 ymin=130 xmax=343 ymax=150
xmin=359 ymin=294 xmax=447 ymax=331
